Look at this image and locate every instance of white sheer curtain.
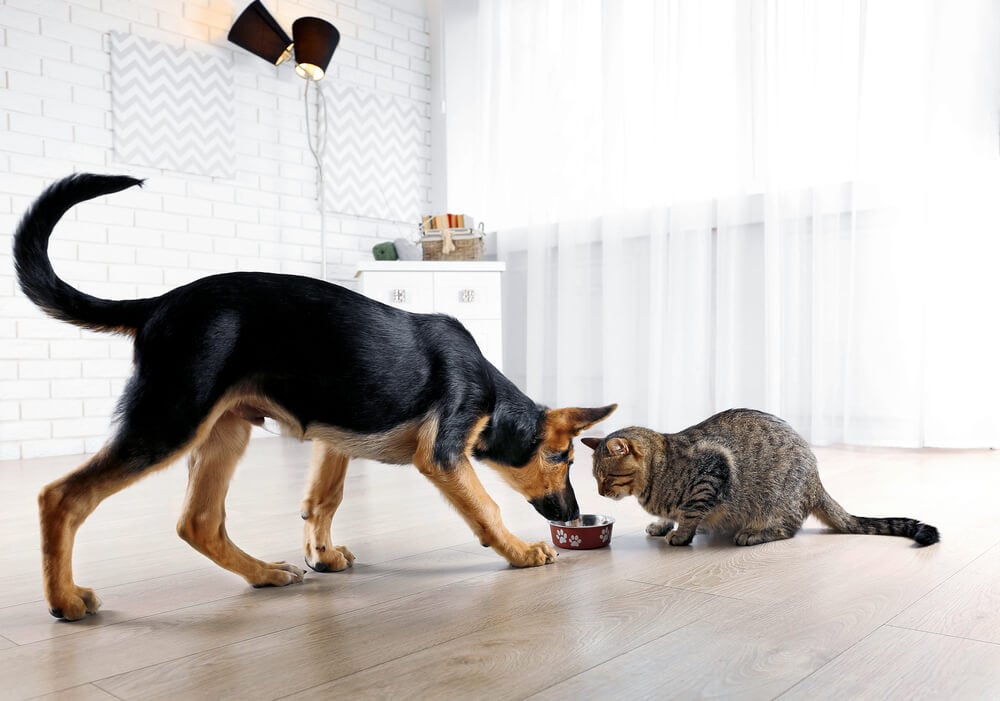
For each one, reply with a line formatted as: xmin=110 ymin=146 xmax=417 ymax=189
xmin=450 ymin=0 xmax=1000 ymax=447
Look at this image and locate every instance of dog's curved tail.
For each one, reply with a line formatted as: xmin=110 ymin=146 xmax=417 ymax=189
xmin=13 ymin=173 xmax=156 ymax=335
xmin=812 ymin=487 xmax=939 ymax=546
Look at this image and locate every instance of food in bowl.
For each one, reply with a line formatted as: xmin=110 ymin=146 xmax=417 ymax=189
xmin=548 ymin=514 xmax=615 ymax=550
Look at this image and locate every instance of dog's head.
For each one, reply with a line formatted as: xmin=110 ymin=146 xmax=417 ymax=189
xmin=481 ymin=404 xmax=617 ymax=522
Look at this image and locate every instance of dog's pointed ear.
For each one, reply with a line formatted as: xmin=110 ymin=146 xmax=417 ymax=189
xmin=581 ymin=436 xmax=602 ymax=451
xmin=550 ymin=404 xmax=617 ymax=436
xmin=606 ymin=437 xmax=632 ymax=457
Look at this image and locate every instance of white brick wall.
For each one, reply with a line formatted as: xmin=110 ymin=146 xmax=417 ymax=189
xmin=0 ymin=0 xmax=432 ymax=459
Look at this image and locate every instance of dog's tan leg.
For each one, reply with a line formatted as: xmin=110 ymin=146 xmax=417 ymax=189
xmin=177 ymin=411 xmax=304 ymax=587
xmin=38 ymin=447 xmax=170 ymax=620
xmin=299 ymin=441 xmax=355 ymax=572
xmin=415 ymin=453 xmax=557 ymax=568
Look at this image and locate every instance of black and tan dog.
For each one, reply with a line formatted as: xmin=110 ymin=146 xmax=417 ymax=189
xmin=13 ymin=174 xmax=616 ymax=620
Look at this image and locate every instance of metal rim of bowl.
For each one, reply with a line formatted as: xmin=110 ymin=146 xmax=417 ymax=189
xmin=548 ymin=514 xmax=616 ymax=529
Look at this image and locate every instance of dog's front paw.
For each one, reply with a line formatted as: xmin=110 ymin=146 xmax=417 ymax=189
xmin=250 ymin=561 xmax=305 ymax=588
xmin=510 ymin=540 xmax=557 ymax=568
xmin=305 ymin=544 xmax=355 ymax=573
xmin=48 ymin=585 xmax=101 ymax=621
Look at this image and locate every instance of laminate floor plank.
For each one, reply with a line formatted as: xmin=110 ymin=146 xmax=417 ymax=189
xmin=32 ymin=683 xmax=121 ymax=701
xmin=93 ymin=566 xmax=655 ymax=700
xmin=285 ymin=583 xmax=739 ymax=700
xmin=529 ymin=571 xmax=971 ymax=701
xmin=1 ymin=546 xmax=503 ymax=699
xmin=779 ymin=625 xmax=1000 ymax=700
xmin=889 ymin=541 xmax=1000 ymax=644
xmin=625 ymin=523 xmax=987 ymax=605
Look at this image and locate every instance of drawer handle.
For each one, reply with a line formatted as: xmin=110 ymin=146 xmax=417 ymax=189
xmin=459 ymin=289 xmax=476 ymax=303
xmin=391 ymin=288 xmax=407 ymax=304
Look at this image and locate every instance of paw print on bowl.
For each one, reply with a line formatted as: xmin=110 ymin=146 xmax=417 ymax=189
xmin=548 ymin=515 xmax=615 ymax=550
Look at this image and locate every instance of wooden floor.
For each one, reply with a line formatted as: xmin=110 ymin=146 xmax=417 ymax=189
xmin=1 ymin=438 xmax=998 ymax=700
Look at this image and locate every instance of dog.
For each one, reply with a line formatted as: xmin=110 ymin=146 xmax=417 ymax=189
xmin=13 ymin=174 xmax=617 ymax=620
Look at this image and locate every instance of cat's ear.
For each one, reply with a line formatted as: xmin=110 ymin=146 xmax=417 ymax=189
xmin=606 ymin=437 xmax=632 ymax=457
xmin=581 ymin=436 xmax=602 ymax=451
xmin=549 ymin=404 xmax=618 ymax=435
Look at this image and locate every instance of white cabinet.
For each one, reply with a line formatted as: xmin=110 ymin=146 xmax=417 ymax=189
xmin=355 ymin=261 xmax=505 ymax=370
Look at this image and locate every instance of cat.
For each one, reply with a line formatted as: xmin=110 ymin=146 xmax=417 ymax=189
xmin=582 ymin=409 xmax=939 ymax=547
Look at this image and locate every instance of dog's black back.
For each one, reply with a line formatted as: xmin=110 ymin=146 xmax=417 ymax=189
xmin=127 ymin=270 xmax=494 ymax=430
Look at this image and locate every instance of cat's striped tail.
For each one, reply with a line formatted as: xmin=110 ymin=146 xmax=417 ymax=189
xmin=812 ymin=489 xmax=939 ymax=546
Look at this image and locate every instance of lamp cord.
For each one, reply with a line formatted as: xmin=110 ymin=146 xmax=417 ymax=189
xmin=304 ymin=79 xmax=329 ymax=279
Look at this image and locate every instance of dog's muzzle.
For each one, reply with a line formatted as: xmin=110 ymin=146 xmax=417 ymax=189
xmin=530 ymin=483 xmax=580 ymax=522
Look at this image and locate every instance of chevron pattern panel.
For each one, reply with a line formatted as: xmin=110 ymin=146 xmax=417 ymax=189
xmin=110 ymin=32 xmax=235 ymax=178
xmin=321 ymin=83 xmax=428 ymax=223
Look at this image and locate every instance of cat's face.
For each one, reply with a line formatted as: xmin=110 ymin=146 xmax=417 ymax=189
xmin=582 ymin=436 xmax=644 ymax=500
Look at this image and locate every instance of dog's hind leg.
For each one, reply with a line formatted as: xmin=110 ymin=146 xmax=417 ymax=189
xmin=299 ymin=440 xmax=355 ymax=572
xmin=177 ymin=410 xmax=304 ymax=587
xmin=39 ymin=444 xmax=188 ymax=620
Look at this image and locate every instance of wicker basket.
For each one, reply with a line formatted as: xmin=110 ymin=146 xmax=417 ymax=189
xmin=420 ymin=229 xmax=485 ymax=261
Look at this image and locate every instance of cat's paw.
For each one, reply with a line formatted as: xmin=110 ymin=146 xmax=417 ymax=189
xmin=733 ymin=528 xmax=789 ymax=546
xmin=646 ymin=520 xmax=675 ymax=537
xmin=668 ymin=531 xmax=694 ymax=546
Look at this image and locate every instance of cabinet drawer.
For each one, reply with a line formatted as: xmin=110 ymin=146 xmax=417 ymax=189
xmin=359 ymin=272 xmax=434 ymax=313
xmin=432 ymin=272 xmax=501 ymax=320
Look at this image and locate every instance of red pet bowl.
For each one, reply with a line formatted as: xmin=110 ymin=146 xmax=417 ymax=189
xmin=548 ymin=514 xmax=615 ymax=550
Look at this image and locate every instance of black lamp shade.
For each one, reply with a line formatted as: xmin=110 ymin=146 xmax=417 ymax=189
xmin=228 ymin=1 xmax=293 ymax=66
xmin=293 ymin=17 xmax=340 ymax=81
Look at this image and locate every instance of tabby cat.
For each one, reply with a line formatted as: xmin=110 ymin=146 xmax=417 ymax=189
xmin=582 ymin=409 xmax=939 ymax=547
